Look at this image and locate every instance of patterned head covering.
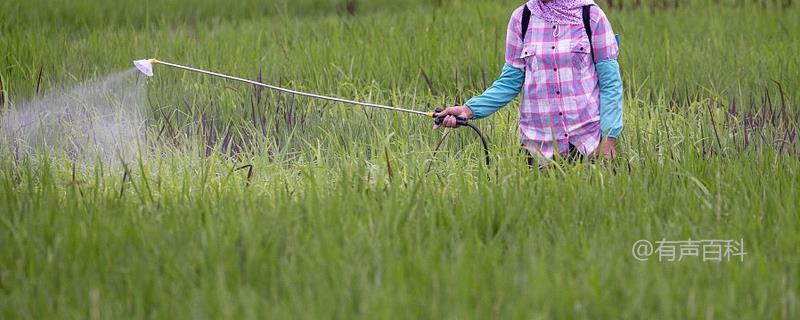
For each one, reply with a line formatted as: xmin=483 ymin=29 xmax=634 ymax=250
xmin=528 ymin=0 xmax=596 ymax=25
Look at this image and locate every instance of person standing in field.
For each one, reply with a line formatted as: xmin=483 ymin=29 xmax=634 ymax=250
xmin=435 ymin=0 xmax=623 ymax=165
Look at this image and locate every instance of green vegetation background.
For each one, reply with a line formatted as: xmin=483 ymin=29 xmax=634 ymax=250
xmin=1 ymin=0 xmax=798 ymax=319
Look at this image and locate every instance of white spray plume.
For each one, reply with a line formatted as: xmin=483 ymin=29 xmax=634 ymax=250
xmin=0 ymin=69 xmax=147 ymax=166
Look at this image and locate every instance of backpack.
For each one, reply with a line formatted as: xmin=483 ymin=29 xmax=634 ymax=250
xmin=520 ymin=4 xmax=598 ymax=62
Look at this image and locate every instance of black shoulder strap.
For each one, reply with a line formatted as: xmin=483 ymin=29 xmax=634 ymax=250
xmin=582 ymin=5 xmax=595 ymax=63
xmin=521 ymin=4 xmax=595 ymax=62
xmin=521 ymin=5 xmax=531 ymax=43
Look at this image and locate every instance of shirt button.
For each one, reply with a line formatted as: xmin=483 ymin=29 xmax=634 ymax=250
xmin=564 ymin=134 xmax=569 ymax=138
xmin=580 ymin=47 xmax=584 ymax=51
xmin=559 ymin=112 xmax=563 ymax=116
xmin=524 ymin=51 xmax=528 ymax=55
xmin=552 ymin=26 xmax=556 ymax=29
xmin=552 ymin=46 xmax=556 ymax=50
xmin=556 ymin=91 xmax=560 ymax=95
xmin=553 ymin=68 xmax=557 ymax=72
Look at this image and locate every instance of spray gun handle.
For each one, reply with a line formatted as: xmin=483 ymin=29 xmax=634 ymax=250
xmin=433 ymin=108 xmax=470 ymax=127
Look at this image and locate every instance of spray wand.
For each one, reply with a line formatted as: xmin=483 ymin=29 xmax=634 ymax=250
xmin=134 ymin=58 xmax=489 ymax=165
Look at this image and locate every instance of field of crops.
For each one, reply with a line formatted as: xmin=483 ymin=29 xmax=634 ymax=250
xmin=1 ymin=0 xmax=798 ymax=318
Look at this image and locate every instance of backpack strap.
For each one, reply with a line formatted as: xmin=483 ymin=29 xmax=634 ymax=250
xmin=521 ymin=3 xmax=596 ymax=62
xmin=521 ymin=5 xmax=531 ymax=43
xmin=582 ymin=4 xmax=595 ymax=63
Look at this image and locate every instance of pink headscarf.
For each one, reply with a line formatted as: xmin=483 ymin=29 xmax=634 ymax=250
xmin=528 ymin=0 xmax=596 ymax=25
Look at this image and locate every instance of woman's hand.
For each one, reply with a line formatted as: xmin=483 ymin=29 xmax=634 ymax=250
xmin=598 ymin=138 xmax=617 ymax=159
xmin=433 ymin=106 xmax=473 ymax=129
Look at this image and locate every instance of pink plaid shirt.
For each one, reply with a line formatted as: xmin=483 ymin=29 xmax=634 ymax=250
xmin=506 ymin=3 xmax=619 ymax=159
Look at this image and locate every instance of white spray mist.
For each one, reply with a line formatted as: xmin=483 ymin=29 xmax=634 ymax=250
xmin=0 ymin=68 xmax=147 ymax=166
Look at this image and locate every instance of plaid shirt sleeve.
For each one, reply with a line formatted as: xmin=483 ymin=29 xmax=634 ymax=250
xmin=505 ymin=6 xmax=526 ymax=69
xmin=590 ymin=6 xmax=619 ymax=63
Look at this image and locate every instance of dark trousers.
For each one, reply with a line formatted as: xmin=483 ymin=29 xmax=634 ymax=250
xmin=524 ymin=144 xmax=585 ymax=168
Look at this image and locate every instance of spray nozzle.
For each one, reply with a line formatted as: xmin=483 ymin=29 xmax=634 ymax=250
xmin=133 ymin=59 xmax=157 ymax=77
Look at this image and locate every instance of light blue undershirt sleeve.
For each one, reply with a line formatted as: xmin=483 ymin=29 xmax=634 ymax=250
xmin=596 ymin=59 xmax=624 ymax=139
xmin=465 ymin=63 xmax=524 ymax=120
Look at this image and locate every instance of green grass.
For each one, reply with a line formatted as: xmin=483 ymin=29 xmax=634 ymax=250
xmin=1 ymin=0 xmax=799 ymax=319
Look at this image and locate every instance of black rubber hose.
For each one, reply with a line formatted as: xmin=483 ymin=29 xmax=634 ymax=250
xmin=433 ymin=109 xmax=491 ymax=165
xmin=460 ymin=121 xmax=491 ymax=166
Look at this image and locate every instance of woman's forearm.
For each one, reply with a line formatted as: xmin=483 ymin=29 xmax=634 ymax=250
xmin=465 ymin=63 xmax=524 ymax=119
xmin=596 ymin=59 xmax=623 ymax=139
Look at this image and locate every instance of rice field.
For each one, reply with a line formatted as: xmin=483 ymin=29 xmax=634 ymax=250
xmin=1 ymin=0 xmax=798 ymax=318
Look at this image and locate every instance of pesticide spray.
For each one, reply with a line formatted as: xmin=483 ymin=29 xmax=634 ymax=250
xmin=133 ymin=58 xmax=490 ymax=165
xmin=0 ymin=69 xmax=147 ymax=165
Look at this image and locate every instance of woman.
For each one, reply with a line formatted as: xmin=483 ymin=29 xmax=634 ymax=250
xmin=435 ymin=0 xmax=623 ymax=164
